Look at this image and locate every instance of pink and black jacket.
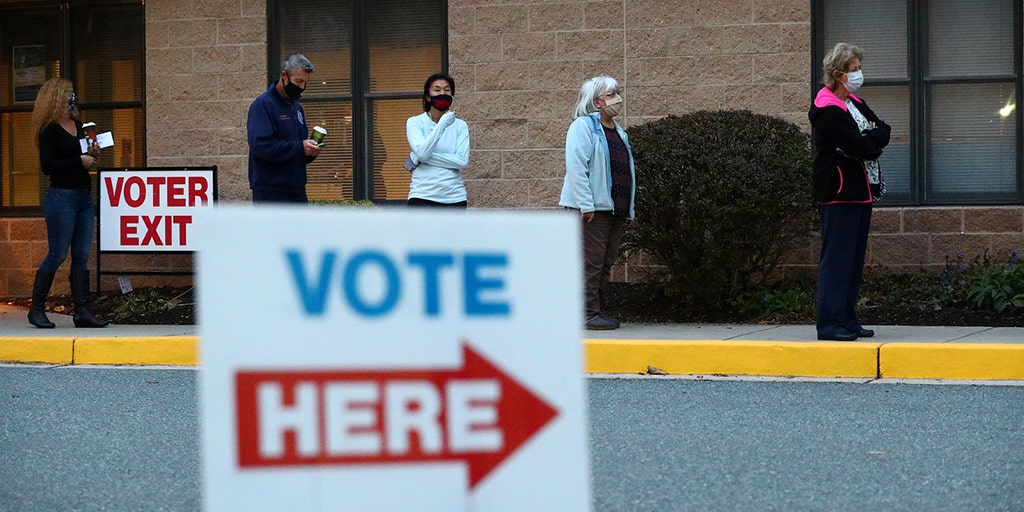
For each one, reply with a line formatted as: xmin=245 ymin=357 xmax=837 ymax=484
xmin=808 ymin=87 xmax=891 ymax=204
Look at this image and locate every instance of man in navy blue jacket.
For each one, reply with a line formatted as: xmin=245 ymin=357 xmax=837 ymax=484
xmin=247 ymin=54 xmax=321 ymax=203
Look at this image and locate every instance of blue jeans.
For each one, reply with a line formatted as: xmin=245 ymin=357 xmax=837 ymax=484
xmin=38 ymin=188 xmax=95 ymax=273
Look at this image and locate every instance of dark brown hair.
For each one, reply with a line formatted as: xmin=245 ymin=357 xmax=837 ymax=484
xmin=422 ymin=73 xmax=455 ymax=112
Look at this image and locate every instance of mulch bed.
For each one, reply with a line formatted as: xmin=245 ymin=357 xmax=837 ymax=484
xmin=6 ymin=283 xmax=1023 ymax=327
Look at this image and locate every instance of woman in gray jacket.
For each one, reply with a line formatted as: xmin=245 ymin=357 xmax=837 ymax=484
xmin=560 ymin=75 xmax=636 ymax=331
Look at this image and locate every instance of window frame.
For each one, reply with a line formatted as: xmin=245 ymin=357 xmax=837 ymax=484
xmin=267 ymin=0 xmax=449 ymax=203
xmin=0 ymin=0 xmax=145 ymax=217
xmin=811 ymin=0 xmax=1024 ymax=206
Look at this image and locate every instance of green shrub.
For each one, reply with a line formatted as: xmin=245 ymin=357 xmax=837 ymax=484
xmin=623 ymin=110 xmax=814 ymax=314
xmin=861 ymin=255 xmax=976 ymax=311
xmin=735 ymin=278 xmax=816 ymax=322
xmin=967 ymin=254 xmax=1024 ymax=313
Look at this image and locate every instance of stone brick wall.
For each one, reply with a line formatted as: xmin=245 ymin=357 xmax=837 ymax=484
xmin=146 ymin=0 xmax=267 ymax=202
xmin=868 ymin=207 xmax=1024 ymax=271
xmin=776 ymin=207 xmax=1024 ymax=277
xmin=0 ymin=217 xmax=193 ymax=297
xmin=1 ymin=219 xmax=57 ymax=296
xmin=2 ymin=0 xmax=1021 ymax=297
xmin=449 ymin=0 xmax=813 ymax=279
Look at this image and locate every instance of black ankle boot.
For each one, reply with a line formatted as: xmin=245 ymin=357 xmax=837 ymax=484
xmin=28 ymin=271 xmax=56 ymax=329
xmin=69 ymin=270 xmax=108 ymax=328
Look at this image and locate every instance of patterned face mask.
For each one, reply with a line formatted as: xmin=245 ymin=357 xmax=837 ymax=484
xmin=429 ymin=94 xmax=453 ymax=112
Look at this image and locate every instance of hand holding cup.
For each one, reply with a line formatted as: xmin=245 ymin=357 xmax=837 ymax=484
xmin=82 ymin=122 xmax=97 ymax=144
xmin=303 ymin=139 xmax=322 ymax=157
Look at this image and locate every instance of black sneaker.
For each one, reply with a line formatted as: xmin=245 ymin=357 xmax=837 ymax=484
xmin=585 ymin=314 xmax=619 ymax=330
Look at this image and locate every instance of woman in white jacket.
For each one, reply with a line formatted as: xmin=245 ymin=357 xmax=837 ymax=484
xmin=560 ymin=75 xmax=636 ymax=330
xmin=405 ymin=73 xmax=470 ymax=207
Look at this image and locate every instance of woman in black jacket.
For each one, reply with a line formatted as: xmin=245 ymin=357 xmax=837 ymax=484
xmin=27 ymin=78 xmax=107 ymax=328
xmin=809 ymin=43 xmax=890 ymax=341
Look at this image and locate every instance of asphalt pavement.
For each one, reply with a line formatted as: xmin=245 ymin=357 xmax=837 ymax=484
xmin=1 ymin=303 xmax=1022 ymax=380
xmin=4 ymin=367 xmax=1022 ymax=511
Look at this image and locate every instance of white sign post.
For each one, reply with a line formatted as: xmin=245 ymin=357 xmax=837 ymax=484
xmin=198 ymin=206 xmax=590 ymax=511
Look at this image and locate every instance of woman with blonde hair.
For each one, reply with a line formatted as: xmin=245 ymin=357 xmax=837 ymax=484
xmin=560 ymin=75 xmax=636 ymax=330
xmin=809 ymin=43 xmax=890 ymax=341
xmin=27 ymin=77 xmax=107 ymax=328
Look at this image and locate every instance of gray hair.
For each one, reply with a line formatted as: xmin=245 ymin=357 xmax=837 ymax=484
xmin=822 ymin=43 xmax=863 ymax=88
xmin=572 ymin=75 xmax=621 ymax=119
xmin=281 ymin=54 xmax=314 ymax=75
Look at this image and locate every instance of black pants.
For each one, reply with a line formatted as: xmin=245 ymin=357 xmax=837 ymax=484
xmin=407 ymin=198 xmax=467 ymax=208
xmin=816 ymin=203 xmax=872 ymax=337
xmin=253 ymin=189 xmax=308 ymax=204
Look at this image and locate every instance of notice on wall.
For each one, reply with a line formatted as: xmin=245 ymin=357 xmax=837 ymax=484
xmin=197 ymin=206 xmax=591 ymax=511
xmin=13 ymin=45 xmax=45 ymax=103
xmin=98 ymin=168 xmax=216 ymax=252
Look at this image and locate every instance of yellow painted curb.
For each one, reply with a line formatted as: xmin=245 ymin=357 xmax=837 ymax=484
xmin=880 ymin=343 xmax=1024 ymax=380
xmin=0 ymin=337 xmax=74 ymax=364
xmin=585 ymin=339 xmax=880 ymax=378
xmin=73 ymin=337 xmax=200 ymax=366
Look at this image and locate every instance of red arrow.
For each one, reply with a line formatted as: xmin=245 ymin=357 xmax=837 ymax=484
xmin=234 ymin=343 xmax=559 ymax=489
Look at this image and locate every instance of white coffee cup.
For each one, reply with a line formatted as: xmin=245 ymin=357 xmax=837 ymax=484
xmin=82 ymin=122 xmax=97 ymax=143
xmin=312 ymin=126 xmax=327 ymax=145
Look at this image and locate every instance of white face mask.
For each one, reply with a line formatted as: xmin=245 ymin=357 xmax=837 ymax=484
xmin=843 ymin=70 xmax=864 ymax=93
xmin=602 ymin=94 xmax=623 ymax=117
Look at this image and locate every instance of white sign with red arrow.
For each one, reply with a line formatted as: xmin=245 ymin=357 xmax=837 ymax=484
xmin=234 ymin=343 xmax=558 ymax=489
xmin=198 ymin=207 xmax=589 ymax=511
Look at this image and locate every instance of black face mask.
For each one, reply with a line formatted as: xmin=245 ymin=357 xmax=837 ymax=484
xmin=283 ymin=76 xmax=304 ymax=101
xmin=67 ymin=92 xmax=79 ymax=114
xmin=429 ymin=94 xmax=453 ymax=112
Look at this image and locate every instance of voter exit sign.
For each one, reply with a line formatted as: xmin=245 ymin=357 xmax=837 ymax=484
xmin=197 ymin=206 xmax=590 ymax=511
xmin=98 ymin=168 xmax=215 ymax=251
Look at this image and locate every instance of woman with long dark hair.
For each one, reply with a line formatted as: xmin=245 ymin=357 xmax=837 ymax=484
xmin=404 ymin=73 xmax=470 ymax=207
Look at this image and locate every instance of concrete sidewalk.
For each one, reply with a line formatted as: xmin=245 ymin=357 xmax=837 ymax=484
xmin=1 ymin=304 xmax=1022 ymax=380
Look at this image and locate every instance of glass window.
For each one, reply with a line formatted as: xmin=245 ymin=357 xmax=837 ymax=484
xmin=928 ymin=0 xmax=1015 ymax=77
xmin=0 ymin=8 xmax=62 ymax=210
xmin=71 ymin=4 xmax=145 ymax=173
xmin=929 ymin=83 xmax=1017 ymax=196
xmin=822 ymin=0 xmax=907 ymax=79
xmin=272 ymin=0 xmax=445 ymax=202
xmin=858 ymin=85 xmax=911 ymax=201
xmin=0 ymin=2 xmax=144 ymax=213
xmin=817 ymin=0 xmax=1021 ymax=205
